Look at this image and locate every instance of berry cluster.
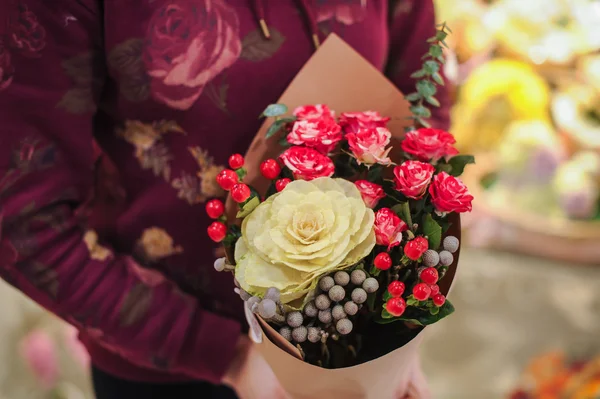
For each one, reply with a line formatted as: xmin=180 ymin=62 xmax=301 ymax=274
xmin=279 ymin=268 xmax=379 ymax=344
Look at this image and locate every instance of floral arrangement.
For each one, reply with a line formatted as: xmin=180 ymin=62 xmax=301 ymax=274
xmin=205 ymin=24 xmax=475 ymax=367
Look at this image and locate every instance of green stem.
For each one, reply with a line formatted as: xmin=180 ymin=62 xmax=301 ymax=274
xmin=401 ymin=201 xmax=413 ymax=231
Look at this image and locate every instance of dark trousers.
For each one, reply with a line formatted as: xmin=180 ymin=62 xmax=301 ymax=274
xmin=92 ymin=367 xmax=238 ymax=399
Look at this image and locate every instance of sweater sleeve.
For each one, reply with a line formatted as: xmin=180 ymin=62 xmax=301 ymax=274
xmin=385 ymin=0 xmax=451 ymax=130
xmin=0 ymin=0 xmax=240 ymax=384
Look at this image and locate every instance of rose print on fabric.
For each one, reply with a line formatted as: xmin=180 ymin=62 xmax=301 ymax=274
xmin=315 ymin=0 xmax=367 ymax=25
xmin=116 ymin=120 xmax=185 ymax=181
xmin=171 ymin=147 xmax=225 ymax=205
xmin=0 ymin=40 xmax=15 ymax=91
xmin=0 ymin=3 xmax=46 ymax=92
xmin=143 ymin=0 xmax=242 ymax=110
xmin=83 ymin=230 xmax=113 ymax=261
xmin=135 ymin=227 xmax=183 ymax=263
xmin=7 ymin=3 xmax=47 ymax=57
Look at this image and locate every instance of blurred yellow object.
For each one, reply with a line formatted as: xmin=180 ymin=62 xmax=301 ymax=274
xmin=487 ymin=0 xmax=600 ymax=65
xmin=552 ymin=84 xmax=600 ymax=151
xmin=497 ymin=120 xmax=561 ymax=172
xmin=433 ymin=0 xmax=494 ymax=62
xmin=452 ymin=59 xmax=551 ymax=152
xmin=578 ymin=55 xmax=600 ymax=90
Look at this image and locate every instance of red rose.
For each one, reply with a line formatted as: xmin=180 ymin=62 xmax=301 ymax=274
xmin=0 ymin=41 xmax=14 ymax=91
xmin=339 ymin=111 xmax=390 ymax=133
xmin=287 ymin=119 xmax=342 ymax=154
xmin=401 ymin=128 xmax=459 ymax=162
xmin=7 ymin=4 xmax=46 ymax=57
xmin=346 ymin=127 xmax=392 ymax=166
xmin=279 ymin=146 xmax=335 ymax=181
xmin=374 ymin=208 xmax=408 ymax=250
xmin=429 ymin=172 xmax=474 ymax=213
xmin=404 ymin=237 xmax=429 ymax=261
xmin=143 ymin=1 xmax=241 ymax=110
xmin=293 ymin=104 xmax=335 ymax=121
xmin=393 ymin=161 xmax=435 ymax=199
xmin=355 ymin=180 xmax=385 ymax=208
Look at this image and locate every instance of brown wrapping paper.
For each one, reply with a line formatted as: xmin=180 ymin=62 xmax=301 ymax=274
xmin=238 ymin=34 xmax=461 ymax=398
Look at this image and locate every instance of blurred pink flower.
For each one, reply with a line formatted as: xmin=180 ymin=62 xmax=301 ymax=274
xmin=64 ymin=326 xmax=90 ymax=368
xmin=19 ymin=330 xmax=59 ymax=389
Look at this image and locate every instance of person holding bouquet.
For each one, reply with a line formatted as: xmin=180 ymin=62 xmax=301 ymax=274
xmin=0 ymin=0 xmax=449 ymax=398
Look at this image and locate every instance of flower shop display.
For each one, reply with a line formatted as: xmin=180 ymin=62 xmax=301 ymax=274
xmin=205 ymin=29 xmax=475 ymax=398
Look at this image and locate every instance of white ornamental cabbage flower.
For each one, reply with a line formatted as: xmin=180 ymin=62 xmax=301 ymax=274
xmin=235 ymin=177 xmax=376 ymax=306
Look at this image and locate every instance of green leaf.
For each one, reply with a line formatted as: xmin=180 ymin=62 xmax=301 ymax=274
xmin=436 ymin=163 xmax=453 ymax=174
xmin=432 ymin=72 xmax=445 ymax=86
xmin=430 ymin=306 xmax=440 ymax=315
xmin=423 ymin=60 xmax=440 ymax=75
xmin=416 ymin=80 xmax=436 ymax=98
xmin=425 ymin=96 xmax=440 ymax=107
xmin=414 ymin=300 xmax=454 ymax=325
xmin=404 ymin=92 xmax=421 ymax=102
xmin=415 ymin=117 xmax=431 ymax=128
xmin=435 ymin=31 xmax=448 ymax=41
xmin=381 ymin=308 xmax=393 ymax=319
xmin=410 ymin=105 xmax=432 ymax=118
xmin=410 ymin=69 xmax=427 ymax=79
xmin=262 ymin=104 xmax=288 ymax=118
xmin=367 ymin=165 xmax=383 ymax=182
xmin=429 ymin=45 xmax=443 ymax=58
xmin=406 ymin=297 xmax=418 ymax=307
xmin=278 ymin=135 xmax=291 ymax=148
xmin=383 ymin=290 xmax=392 ymax=301
xmin=235 ymin=168 xmax=247 ymax=181
xmin=422 ymin=213 xmax=442 ymax=250
xmin=367 ymin=292 xmax=377 ymax=312
xmin=391 ymin=202 xmax=411 ymax=226
xmin=236 ymin=196 xmax=261 ymax=218
xmin=448 ymin=155 xmax=475 ymax=176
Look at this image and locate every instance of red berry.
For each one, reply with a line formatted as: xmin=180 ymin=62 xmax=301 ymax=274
xmin=207 ymin=222 xmax=227 ymax=242
xmin=429 ymin=284 xmax=440 ymax=296
xmin=404 ymin=236 xmax=429 ymax=261
xmin=228 ymin=154 xmax=245 ymax=170
xmin=216 ymin=169 xmax=239 ymax=191
xmin=386 ymin=297 xmax=406 ymax=317
xmin=275 ymin=178 xmax=292 ymax=192
xmin=374 ymin=252 xmax=392 ymax=270
xmin=412 ymin=283 xmax=431 ymax=301
xmin=432 ymin=294 xmax=446 ymax=307
xmin=260 ymin=159 xmax=281 ymax=180
xmin=205 ymin=199 xmax=225 ymax=219
xmin=387 ymin=281 xmax=405 ymax=297
xmin=231 ymin=183 xmax=251 ymax=203
xmin=420 ymin=267 xmax=438 ymax=285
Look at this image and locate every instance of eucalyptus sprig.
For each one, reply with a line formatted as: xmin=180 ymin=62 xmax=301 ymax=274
xmin=405 ymin=22 xmax=452 ymax=129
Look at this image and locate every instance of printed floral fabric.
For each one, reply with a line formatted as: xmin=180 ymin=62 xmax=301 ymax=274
xmin=0 ymin=3 xmax=46 ymax=91
xmin=143 ymin=0 xmax=242 ymax=110
xmin=314 ymin=0 xmax=368 ymax=25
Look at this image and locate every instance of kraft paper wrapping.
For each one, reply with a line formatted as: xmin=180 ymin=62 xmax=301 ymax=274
xmin=237 ymin=34 xmax=461 ymax=399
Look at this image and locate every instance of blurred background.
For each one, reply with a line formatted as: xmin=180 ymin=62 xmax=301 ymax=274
xmin=1 ymin=0 xmax=599 ymax=398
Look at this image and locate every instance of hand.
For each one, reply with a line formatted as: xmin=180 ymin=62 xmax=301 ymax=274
xmin=223 ymin=335 xmax=291 ymax=399
xmin=399 ymin=356 xmax=431 ymax=399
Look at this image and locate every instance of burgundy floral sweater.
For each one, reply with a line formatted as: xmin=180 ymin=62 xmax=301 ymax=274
xmin=0 ymin=0 xmax=449 ymax=385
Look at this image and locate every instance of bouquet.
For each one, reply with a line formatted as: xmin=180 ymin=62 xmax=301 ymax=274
xmin=206 ymin=27 xmax=475 ymax=398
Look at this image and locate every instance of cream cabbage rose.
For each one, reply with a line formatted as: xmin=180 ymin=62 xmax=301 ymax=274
xmin=235 ymin=177 xmax=376 ymax=306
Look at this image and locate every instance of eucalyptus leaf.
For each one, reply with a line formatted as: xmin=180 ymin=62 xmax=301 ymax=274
xmin=410 ymin=69 xmax=427 ymax=79
xmin=423 ymin=60 xmax=440 ymax=75
xmin=429 ymin=45 xmax=443 ymax=58
xmin=425 ymin=96 xmax=440 ymax=107
xmin=432 ymin=72 xmax=445 ymax=86
xmin=261 ymin=103 xmax=288 ymax=118
xmin=416 ymin=80 xmax=436 ymax=98
xmin=410 ymin=105 xmax=431 ymax=118
xmin=404 ymin=92 xmax=421 ymax=102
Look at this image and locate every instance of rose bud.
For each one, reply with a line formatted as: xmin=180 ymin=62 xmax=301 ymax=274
xmin=355 ymin=180 xmax=385 ymax=208
xmin=428 ymin=172 xmax=474 ymax=213
xmin=374 ymin=208 xmax=408 ymax=250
